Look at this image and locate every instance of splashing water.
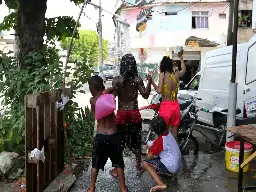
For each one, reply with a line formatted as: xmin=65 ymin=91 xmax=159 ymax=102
xmin=114 ymin=21 xmax=131 ymax=74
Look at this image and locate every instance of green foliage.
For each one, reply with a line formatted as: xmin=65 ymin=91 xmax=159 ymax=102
xmin=0 ymin=45 xmax=63 ymax=151
xmin=137 ymin=62 xmax=158 ymax=82
xmin=60 ymin=30 xmax=108 ymax=67
xmin=65 ymin=103 xmax=94 ymax=159
xmin=0 ymin=11 xmax=17 ymax=31
xmin=0 ymin=0 xmax=95 ymax=156
xmin=46 ymin=16 xmax=79 ymax=41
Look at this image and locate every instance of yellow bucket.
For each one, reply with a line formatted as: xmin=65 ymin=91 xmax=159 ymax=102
xmin=225 ymin=141 xmax=253 ymax=172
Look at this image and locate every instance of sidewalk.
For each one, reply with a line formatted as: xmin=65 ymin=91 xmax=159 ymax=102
xmin=71 ymin=150 xmax=256 ymax=192
xmin=70 ymin=107 xmax=256 ymax=192
xmin=71 ymin=84 xmax=256 ymax=192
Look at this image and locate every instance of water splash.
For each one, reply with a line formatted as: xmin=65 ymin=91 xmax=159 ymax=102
xmin=114 ymin=20 xmax=131 ymax=74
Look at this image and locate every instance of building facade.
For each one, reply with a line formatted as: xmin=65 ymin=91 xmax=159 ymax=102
xmin=116 ymin=0 xmax=255 ymax=83
xmin=252 ymin=0 xmax=256 ymax=30
xmin=237 ymin=0 xmax=255 ymax=43
xmin=0 ymin=31 xmax=14 ymax=54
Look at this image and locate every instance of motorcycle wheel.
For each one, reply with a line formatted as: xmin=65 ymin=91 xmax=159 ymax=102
xmin=178 ymin=133 xmax=199 ymax=156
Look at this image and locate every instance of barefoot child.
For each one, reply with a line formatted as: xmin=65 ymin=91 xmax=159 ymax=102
xmin=88 ymin=75 xmax=128 ymax=192
xmin=142 ymin=116 xmax=182 ymax=191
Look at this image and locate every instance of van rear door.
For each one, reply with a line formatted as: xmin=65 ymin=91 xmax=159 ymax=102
xmin=244 ymin=35 xmax=256 ymax=118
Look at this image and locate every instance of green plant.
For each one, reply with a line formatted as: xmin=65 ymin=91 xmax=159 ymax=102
xmin=137 ymin=62 xmax=158 ymax=82
xmin=0 ymin=43 xmax=92 ymax=152
xmin=0 ymin=0 xmax=98 ymax=154
xmin=65 ymin=102 xmax=95 ymax=159
xmin=238 ymin=15 xmax=249 ymax=27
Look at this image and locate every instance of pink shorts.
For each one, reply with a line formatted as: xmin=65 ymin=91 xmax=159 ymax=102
xmin=159 ymin=100 xmax=180 ymax=127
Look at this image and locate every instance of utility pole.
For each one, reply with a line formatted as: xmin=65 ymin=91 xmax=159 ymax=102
xmin=227 ymin=0 xmax=234 ymax=46
xmin=226 ymin=0 xmax=239 ymax=142
xmin=97 ymin=0 xmax=103 ymax=71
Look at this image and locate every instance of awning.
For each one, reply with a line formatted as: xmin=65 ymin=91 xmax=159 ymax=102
xmin=172 ymin=51 xmax=201 ymax=60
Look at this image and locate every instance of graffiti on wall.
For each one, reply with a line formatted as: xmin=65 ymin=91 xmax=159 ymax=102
xmin=136 ymin=7 xmax=153 ymax=32
xmin=134 ymin=0 xmax=155 ymax=6
xmin=124 ymin=0 xmax=155 ymax=6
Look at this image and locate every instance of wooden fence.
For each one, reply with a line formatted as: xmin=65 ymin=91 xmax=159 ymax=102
xmin=25 ymin=89 xmax=71 ymax=192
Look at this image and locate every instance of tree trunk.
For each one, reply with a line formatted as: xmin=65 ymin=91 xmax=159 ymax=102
xmin=17 ymin=0 xmax=47 ymax=67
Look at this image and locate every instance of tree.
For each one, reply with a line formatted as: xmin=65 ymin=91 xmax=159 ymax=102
xmin=0 ymin=0 xmax=83 ymax=67
xmin=61 ymin=30 xmax=108 ymax=67
xmin=0 ymin=0 xmax=94 ymax=152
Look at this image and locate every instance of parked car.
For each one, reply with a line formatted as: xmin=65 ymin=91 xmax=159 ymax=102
xmin=102 ymin=64 xmax=117 ymax=80
xmin=195 ymin=34 xmax=256 ymax=127
xmin=92 ymin=69 xmax=106 ymax=83
xmin=178 ymin=71 xmax=201 ymax=102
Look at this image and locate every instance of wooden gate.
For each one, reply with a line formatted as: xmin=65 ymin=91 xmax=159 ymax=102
xmin=25 ymin=89 xmax=71 ymax=192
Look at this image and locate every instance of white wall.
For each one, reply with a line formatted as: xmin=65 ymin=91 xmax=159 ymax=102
xmin=121 ymin=3 xmax=229 ymax=48
xmin=130 ymin=46 xmax=218 ymax=68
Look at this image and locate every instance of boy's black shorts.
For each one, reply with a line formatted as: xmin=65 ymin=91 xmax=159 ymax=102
xmin=92 ymin=133 xmax=124 ymax=171
xmin=117 ymin=123 xmax=142 ymax=152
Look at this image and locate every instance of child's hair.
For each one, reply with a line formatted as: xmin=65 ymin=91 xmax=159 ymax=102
xmin=88 ymin=75 xmax=105 ymax=91
xmin=150 ymin=116 xmax=168 ymax=136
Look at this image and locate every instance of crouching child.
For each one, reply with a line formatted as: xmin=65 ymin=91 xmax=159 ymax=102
xmin=142 ymin=116 xmax=182 ymax=191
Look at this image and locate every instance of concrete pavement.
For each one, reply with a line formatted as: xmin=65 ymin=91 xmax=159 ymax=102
xmin=71 ymin=81 xmax=256 ymax=192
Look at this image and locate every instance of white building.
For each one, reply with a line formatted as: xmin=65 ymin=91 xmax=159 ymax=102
xmin=115 ymin=0 xmax=255 ymax=83
xmin=0 ymin=31 xmax=14 ymax=54
xmin=253 ymin=0 xmax=256 ymax=30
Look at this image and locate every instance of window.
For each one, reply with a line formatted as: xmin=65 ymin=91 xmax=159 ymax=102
xmin=219 ymin=13 xmax=226 ymax=19
xmin=246 ymin=43 xmax=256 ymax=84
xmin=192 ymin=11 xmax=209 ymax=29
xmin=187 ymin=75 xmax=201 ymax=90
xmin=238 ymin=10 xmax=252 ymax=28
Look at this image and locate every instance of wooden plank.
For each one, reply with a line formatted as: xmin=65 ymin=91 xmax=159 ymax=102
xmin=26 ymin=92 xmax=49 ymax=108
xmin=37 ymin=105 xmax=45 ymax=192
xmin=32 ymin=108 xmax=38 ymax=192
xmin=49 ymin=91 xmax=58 ymax=103
xmin=43 ymin=164 xmax=77 ymax=192
xmin=26 ymin=94 xmax=39 ymax=108
xmin=228 ymin=124 xmax=256 ymax=144
xmin=25 ymin=95 xmax=34 ymax=192
xmin=54 ymin=102 xmax=59 ymax=177
xmin=44 ymin=101 xmax=50 ymax=187
xmin=56 ymin=97 xmax=64 ymax=175
xmin=50 ymin=101 xmax=57 ymax=180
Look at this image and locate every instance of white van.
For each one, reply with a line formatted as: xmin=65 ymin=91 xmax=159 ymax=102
xmin=244 ymin=35 xmax=256 ymax=120
xmin=196 ymin=35 xmax=256 ymax=126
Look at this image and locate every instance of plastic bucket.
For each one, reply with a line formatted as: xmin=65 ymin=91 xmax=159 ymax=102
xmin=225 ymin=141 xmax=253 ymax=172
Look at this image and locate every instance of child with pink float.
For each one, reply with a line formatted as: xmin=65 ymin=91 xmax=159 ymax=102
xmin=87 ymin=75 xmax=128 ymax=192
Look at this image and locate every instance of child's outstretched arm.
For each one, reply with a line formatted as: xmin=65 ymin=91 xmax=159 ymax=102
xmin=146 ymin=137 xmax=163 ymax=160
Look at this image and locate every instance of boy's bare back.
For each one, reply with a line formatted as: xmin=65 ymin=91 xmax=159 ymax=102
xmin=113 ymin=75 xmax=150 ymax=110
xmin=90 ymin=96 xmax=117 ymax=135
